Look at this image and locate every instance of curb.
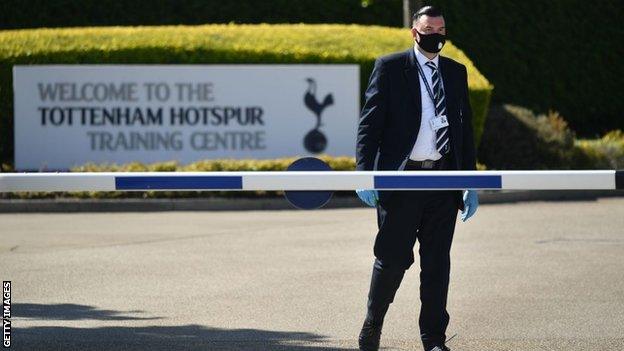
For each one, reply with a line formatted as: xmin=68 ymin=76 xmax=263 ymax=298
xmin=0 ymin=190 xmax=622 ymax=213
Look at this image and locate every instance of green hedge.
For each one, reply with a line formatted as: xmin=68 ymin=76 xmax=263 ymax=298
xmin=3 ymin=0 xmax=621 ymax=137
xmin=2 ymin=0 xmax=622 ymax=137
xmin=0 ymin=0 xmax=403 ymax=29
xmin=0 ymin=23 xmax=492 ymax=167
xmin=427 ymin=0 xmax=624 ymax=137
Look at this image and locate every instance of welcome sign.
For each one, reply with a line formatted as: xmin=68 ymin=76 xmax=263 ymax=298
xmin=13 ymin=65 xmax=359 ymax=171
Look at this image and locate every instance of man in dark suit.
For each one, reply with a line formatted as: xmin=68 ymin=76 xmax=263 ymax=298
xmin=354 ymin=5 xmax=479 ymax=351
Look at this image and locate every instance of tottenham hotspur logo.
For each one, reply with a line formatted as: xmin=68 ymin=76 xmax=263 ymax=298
xmin=303 ymin=78 xmax=334 ymax=153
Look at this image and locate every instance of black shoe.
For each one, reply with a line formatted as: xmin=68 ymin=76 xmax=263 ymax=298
xmin=358 ymin=318 xmax=383 ymax=351
xmin=426 ymin=345 xmax=451 ymax=351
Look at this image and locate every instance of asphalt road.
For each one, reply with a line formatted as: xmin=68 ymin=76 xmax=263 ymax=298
xmin=1 ymin=197 xmax=623 ymax=350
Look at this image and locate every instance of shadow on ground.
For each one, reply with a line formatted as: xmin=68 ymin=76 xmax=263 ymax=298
xmin=14 ymin=303 xmax=161 ymax=321
xmin=12 ymin=303 xmax=358 ymax=351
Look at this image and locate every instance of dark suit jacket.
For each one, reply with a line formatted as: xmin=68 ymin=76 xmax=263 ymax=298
xmin=355 ymin=47 xmax=478 ymax=212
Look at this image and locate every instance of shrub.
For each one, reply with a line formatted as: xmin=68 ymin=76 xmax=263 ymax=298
xmin=574 ymin=130 xmax=624 ymax=169
xmin=479 ymin=104 xmax=624 ymax=170
xmin=478 ymin=104 xmax=578 ymax=170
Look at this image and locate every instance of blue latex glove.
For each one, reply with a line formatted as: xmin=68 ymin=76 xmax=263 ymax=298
xmin=460 ymin=190 xmax=479 ymax=222
xmin=356 ymin=189 xmax=379 ymax=207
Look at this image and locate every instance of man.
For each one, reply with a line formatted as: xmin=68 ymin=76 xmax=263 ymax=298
xmin=354 ymin=5 xmax=479 ymax=351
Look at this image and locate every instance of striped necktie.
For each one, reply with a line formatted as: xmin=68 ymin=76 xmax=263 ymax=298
xmin=425 ymin=61 xmax=450 ymax=155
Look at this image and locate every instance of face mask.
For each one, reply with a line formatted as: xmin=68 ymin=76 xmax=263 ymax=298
xmin=415 ymin=30 xmax=446 ymax=53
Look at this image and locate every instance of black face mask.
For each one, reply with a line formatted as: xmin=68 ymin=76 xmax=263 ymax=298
xmin=415 ymin=30 xmax=446 ymax=53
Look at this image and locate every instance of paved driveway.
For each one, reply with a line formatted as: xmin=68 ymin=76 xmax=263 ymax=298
xmin=1 ymin=197 xmax=623 ymax=350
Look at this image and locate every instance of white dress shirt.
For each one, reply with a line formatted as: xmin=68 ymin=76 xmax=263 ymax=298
xmin=408 ymin=45 xmax=445 ymax=161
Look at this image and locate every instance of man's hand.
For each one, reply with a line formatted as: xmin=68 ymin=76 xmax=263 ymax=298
xmin=460 ymin=190 xmax=478 ymax=222
xmin=356 ymin=189 xmax=379 ymax=207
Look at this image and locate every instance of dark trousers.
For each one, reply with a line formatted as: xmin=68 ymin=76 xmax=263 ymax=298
xmin=367 ymin=151 xmax=458 ymax=349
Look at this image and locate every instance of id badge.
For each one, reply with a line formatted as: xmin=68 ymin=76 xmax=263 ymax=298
xmin=429 ymin=115 xmax=449 ymax=131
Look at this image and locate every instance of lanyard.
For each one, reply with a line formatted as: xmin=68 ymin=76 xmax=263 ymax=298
xmin=415 ymin=61 xmax=443 ymax=116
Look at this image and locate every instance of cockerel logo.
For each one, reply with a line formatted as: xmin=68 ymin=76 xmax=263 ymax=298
xmin=303 ymin=78 xmax=334 ymax=153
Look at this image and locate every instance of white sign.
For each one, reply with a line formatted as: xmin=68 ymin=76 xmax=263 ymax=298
xmin=13 ymin=65 xmax=359 ymax=171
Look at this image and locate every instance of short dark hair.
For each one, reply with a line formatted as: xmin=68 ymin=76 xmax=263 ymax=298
xmin=412 ymin=5 xmax=444 ymax=22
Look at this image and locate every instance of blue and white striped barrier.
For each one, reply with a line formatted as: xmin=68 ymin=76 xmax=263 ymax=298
xmin=1 ymin=156 xmax=621 ymax=209
xmin=1 ymin=169 xmax=622 ymax=192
